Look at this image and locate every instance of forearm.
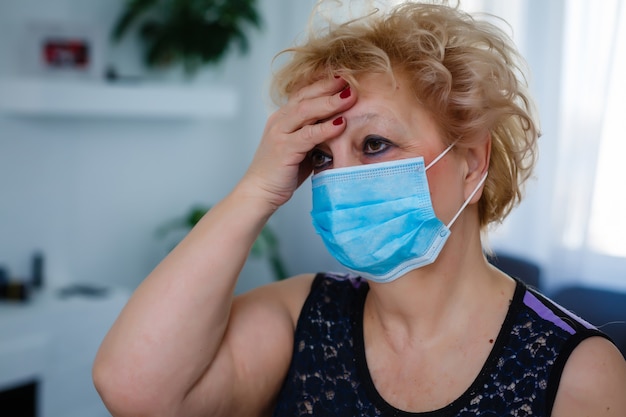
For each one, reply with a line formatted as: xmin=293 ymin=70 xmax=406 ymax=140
xmin=93 ymin=182 xmax=274 ymax=414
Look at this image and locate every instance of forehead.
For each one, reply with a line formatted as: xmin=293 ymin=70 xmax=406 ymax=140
xmin=347 ymin=71 xmax=429 ymax=130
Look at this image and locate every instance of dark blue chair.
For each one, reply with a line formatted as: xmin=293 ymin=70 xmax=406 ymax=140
xmin=487 ymin=251 xmax=542 ymax=290
xmin=551 ymin=285 xmax=626 ymax=358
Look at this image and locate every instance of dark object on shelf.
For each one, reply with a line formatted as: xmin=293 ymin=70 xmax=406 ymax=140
xmin=0 ymin=281 xmax=30 ymax=302
xmin=31 ymin=251 xmax=44 ymax=289
xmin=111 ymin=0 xmax=262 ymax=77
xmin=0 ymin=266 xmax=7 ymax=285
xmin=0 ymin=380 xmax=37 ymax=417
xmin=104 ymin=66 xmax=144 ymax=83
xmin=57 ymin=283 xmax=110 ymax=299
xmin=487 ymin=251 xmax=542 ymax=290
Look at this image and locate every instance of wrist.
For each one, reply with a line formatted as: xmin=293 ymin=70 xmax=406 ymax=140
xmin=232 ymin=174 xmax=290 ymax=216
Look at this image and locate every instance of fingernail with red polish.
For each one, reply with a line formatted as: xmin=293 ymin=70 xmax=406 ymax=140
xmin=333 ymin=116 xmax=344 ymax=126
xmin=340 ymin=87 xmax=351 ymax=99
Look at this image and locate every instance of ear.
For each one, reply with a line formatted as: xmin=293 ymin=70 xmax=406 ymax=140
xmin=462 ymin=132 xmax=491 ymax=203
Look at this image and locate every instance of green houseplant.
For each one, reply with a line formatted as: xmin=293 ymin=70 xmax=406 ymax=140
xmin=157 ymin=205 xmax=288 ymax=281
xmin=111 ymin=0 xmax=262 ymax=77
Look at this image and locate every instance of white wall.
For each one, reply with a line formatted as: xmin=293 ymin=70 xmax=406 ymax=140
xmin=480 ymin=0 xmax=565 ymax=263
xmin=0 ymin=0 xmax=337 ymax=293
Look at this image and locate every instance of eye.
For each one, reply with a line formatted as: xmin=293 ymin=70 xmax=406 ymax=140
xmin=363 ymin=136 xmax=392 ymax=155
xmin=309 ymin=148 xmax=332 ymax=170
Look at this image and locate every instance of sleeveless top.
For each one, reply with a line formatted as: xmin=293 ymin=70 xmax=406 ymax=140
xmin=272 ymin=272 xmax=610 ymax=417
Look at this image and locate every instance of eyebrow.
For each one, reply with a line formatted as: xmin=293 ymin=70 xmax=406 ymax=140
xmin=352 ymin=112 xmax=382 ymax=122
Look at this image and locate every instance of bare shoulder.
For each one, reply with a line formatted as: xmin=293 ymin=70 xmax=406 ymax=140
xmin=182 ymin=273 xmax=316 ymax=417
xmin=552 ymin=336 xmax=626 ymax=416
xmin=236 ymin=272 xmax=318 ymax=324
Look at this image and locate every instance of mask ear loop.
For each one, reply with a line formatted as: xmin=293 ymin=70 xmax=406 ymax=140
xmin=446 ymin=171 xmax=489 ymax=228
xmin=425 ymin=142 xmax=456 ymax=170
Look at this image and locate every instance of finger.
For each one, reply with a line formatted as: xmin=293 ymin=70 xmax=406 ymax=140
xmin=297 ymin=115 xmax=346 ymax=149
xmin=282 ymin=86 xmax=355 ymax=133
xmin=290 ymin=75 xmax=347 ymax=102
xmin=280 ymin=79 xmax=356 ymax=133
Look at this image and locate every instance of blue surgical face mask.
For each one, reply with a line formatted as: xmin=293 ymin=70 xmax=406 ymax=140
xmin=310 ymin=145 xmax=487 ymax=283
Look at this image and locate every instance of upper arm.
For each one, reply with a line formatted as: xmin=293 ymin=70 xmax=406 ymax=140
xmin=551 ymin=336 xmax=626 ymax=417
xmin=180 ymin=274 xmax=315 ymax=417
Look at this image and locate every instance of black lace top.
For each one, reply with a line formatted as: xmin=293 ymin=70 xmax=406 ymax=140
xmin=272 ymin=272 xmax=608 ymax=417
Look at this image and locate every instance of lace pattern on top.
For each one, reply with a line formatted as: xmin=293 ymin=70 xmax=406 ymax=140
xmin=272 ymin=273 xmax=607 ymax=417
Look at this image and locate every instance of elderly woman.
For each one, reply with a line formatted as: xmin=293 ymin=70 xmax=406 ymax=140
xmin=93 ymin=1 xmax=626 ymax=416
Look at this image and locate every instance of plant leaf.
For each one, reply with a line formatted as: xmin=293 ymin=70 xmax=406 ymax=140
xmin=269 ymin=254 xmax=288 ymax=280
xmin=112 ymin=0 xmax=262 ymax=76
xmin=186 ymin=206 xmax=210 ymax=226
xmin=111 ymin=0 xmax=160 ymax=42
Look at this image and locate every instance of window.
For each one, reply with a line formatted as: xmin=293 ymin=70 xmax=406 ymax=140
xmin=587 ymin=2 xmax=626 ymax=257
xmin=462 ymin=1 xmax=626 ymax=290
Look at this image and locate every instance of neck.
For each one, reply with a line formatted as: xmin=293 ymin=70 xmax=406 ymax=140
xmin=363 ymin=214 xmax=508 ymax=347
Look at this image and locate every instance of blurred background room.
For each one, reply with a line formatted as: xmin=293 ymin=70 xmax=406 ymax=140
xmin=0 ymin=0 xmax=624 ymax=416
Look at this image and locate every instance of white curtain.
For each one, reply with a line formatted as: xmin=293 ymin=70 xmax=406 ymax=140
xmin=549 ymin=0 xmax=626 ymax=291
xmin=461 ymin=0 xmax=626 ymax=292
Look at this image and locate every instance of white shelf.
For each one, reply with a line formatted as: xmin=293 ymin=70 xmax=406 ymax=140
xmin=0 ymin=286 xmax=130 ymax=416
xmin=0 ymin=78 xmax=239 ymax=120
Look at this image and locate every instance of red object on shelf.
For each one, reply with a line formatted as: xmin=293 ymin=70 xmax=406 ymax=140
xmin=42 ymin=38 xmax=90 ymax=69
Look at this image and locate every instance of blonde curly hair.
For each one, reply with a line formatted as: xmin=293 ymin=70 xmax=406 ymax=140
xmin=271 ymin=1 xmax=540 ymax=228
